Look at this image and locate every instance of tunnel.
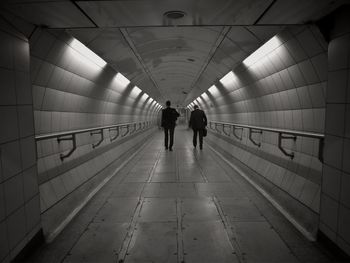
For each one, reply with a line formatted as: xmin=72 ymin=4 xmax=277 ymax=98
xmin=0 ymin=1 xmax=350 ymax=262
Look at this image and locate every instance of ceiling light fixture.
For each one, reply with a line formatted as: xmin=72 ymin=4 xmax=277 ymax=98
xmin=163 ymin=10 xmax=186 ymax=20
xmin=243 ymin=36 xmax=281 ymax=67
xmin=70 ymin=38 xmax=107 ymax=67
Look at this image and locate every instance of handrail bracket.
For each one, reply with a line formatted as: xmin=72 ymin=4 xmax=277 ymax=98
xmin=222 ymin=124 xmax=230 ymax=136
xmin=57 ymin=134 xmax=76 ymax=161
xmin=232 ymin=126 xmax=243 ymax=140
xmin=91 ymin=129 xmax=104 ymax=148
xmin=109 ymin=127 xmax=120 ymax=142
xmin=249 ymin=128 xmax=262 ymax=147
xmin=121 ymin=125 xmax=130 ymax=137
xmin=278 ymin=133 xmax=297 ymax=159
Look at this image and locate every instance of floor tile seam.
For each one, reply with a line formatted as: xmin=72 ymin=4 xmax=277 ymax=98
xmin=212 ymin=196 xmax=245 ymax=263
xmin=59 ymin=137 xmax=157 ymax=262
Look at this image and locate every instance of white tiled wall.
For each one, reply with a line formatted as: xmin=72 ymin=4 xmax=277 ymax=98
xmin=199 ymin=25 xmax=327 ymax=235
xmin=0 ymin=19 xmax=41 ymax=262
xmin=320 ymin=8 xmax=350 ymax=256
xmin=30 ymin=29 xmax=160 ymax=238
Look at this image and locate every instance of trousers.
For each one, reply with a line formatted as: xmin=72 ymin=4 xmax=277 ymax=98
xmin=164 ymin=127 xmax=175 ymax=149
xmin=192 ymin=128 xmax=204 ymax=148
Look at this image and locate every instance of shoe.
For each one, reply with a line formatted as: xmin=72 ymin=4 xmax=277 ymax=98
xmin=200 ymin=145 xmax=203 ymax=150
xmin=193 ymin=145 xmax=196 ymax=148
xmin=165 ymin=146 xmax=168 ymax=150
xmin=169 ymin=147 xmax=173 ymax=151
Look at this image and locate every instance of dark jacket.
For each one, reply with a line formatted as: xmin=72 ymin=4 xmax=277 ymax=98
xmin=189 ymin=109 xmax=207 ymax=130
xmin=161 ymin=107 xmax=180 ymax=128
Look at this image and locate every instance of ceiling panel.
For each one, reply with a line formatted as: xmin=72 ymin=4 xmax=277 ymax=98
xmin=3 ymin=1 xmax=95 ymax=28
xmin=258 ymin=0 xmax=344 ymax=24
xmin=77 ymin=0 xmax=273 ymax=27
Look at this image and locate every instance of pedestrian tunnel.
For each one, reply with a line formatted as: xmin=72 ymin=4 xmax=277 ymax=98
xmin=0 ymin=1 xmax=350 ymax=262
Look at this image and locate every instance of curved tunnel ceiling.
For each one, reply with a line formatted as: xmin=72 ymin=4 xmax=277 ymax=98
xmin=1 ymin=0 xmax=344 ymax=106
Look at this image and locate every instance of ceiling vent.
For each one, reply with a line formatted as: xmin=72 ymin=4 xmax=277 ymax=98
xmin=163 ymin=10 xmax=186 ymax=20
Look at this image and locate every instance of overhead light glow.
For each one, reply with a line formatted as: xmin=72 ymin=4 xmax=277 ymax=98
xmin=115 ymin=72 xmax=130 ymax=88
xmin=70 ymin=38 xmax=107 ymax=67
xmin=220 ymin=71 xmax=236 ymax=89
xmin=131 ymin=86 xmax=142 ymax=97
xmin=201 ymin=93 xmax=209 ymax=101
xmin=208 ymin=85 xmax=219 ymax=96
xmin=243 ymin=36 xmax=281 ymax=67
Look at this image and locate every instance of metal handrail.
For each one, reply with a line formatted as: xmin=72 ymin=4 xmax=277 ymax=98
xmin=35 ymin=121 xmax=152 ymax=161
xmin=208 ymin=121 xmax=324 ymax=162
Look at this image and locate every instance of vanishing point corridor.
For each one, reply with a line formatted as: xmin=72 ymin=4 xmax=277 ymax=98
xmin=28 ymin=127 xmax=333 ymax=263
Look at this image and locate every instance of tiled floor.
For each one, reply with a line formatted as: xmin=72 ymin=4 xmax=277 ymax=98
xmin=26 ymin=127 xmax=337 ymax=263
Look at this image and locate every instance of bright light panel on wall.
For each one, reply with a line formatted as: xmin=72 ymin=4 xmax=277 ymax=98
xmin=70 ymin=38 xmax=107 ymax=68
xmin=243 ymin=36 xmax=281 ymax=67
xmin=115 ymin=72 xmax=130 ymax=88
xmin=201 ymin=93 xmax=209 ymax=101
xmin=131 ymin=86 xmax=142 ymax=97
xmin=219 ymin=71 xmax=236 ymax=88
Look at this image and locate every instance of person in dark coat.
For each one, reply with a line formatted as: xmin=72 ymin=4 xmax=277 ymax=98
xmin=161 ymin=100 xmax=180 ymax=151
xmin=189 ymin=105 xmax=207 ymax=150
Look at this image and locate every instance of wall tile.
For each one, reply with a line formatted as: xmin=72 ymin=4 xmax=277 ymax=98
xmin=296 ymin=28 xmax=323 ymax=57
xmin=0 ymin=184 xmax=5 ymax=221
xmin=4 ymin=174 xmax=24 ymax=216
xmin=288 ymin=64 xmax=306 ymax=88
xmin=328 ymin=35 xmax=350 ymax=71
xmin=25 ymin=195 xmax=41 ymax=233
xmin=327 ymin=70 xmax=348 ymax=103
xmin=15 ymin=72 xmax=32 ymax=105
xmin=284 ymin=38 xmax=308 ymax=63
xmin=17 ymin=105 xmax=35 ymax=138
xmin=343 ymin=139 xmax=350 ymax=174
xmin=308 ymin=83 xmax=325 ymax=108
xmin=20 ymin=137 xmax=36 ymax=170
xmin=296 ymin=86 xmax=312 ymax=109
xmin=0 ymin=69 xmax=16 ymax=105
xmin=323 ymin=135 xmax=343 ymax=170
xmin=341 ymin=172 xmax=350 ymax=208
xmin=0 ymin=220 xmax=9 ymax=262
xmin=346 ymin=104 xmax=350 ymax=139
xmin=0 ymin=31 xmax=13 ymax=70
xmin=13 ymin=38 xmax=29 ymax=73
xmin=298 ymin=60 xmax=319 ymax=84
xmin=320 ymin=194 xmax=339 ymax=231
xmin=0 ymin=141 xmax=21 ymax=180
xmin=0 ymin=106 xmax=19 ymax=144
xmin=6 ymin=206 xmax=26 ymax=250
xmin=322 ymin=165 xmax=341 ymax=200
xmin=22 ymin=166 xmax=39 ymax=202
xmin=338 ymin=205 xmax=350 ymax=244
xmin=320 ymin=222 xmax=337 ymax=242
xmin=325 ymin=104 xmax=345 ymax=137
xmin=311 ymin=53 xmax=328 ymax=82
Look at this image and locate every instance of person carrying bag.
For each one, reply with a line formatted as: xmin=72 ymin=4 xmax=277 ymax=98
xmin=189 ymin=105 xmax=207 ymax=150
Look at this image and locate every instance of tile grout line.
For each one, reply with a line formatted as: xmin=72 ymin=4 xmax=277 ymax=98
xmin=118 ymin=140 xmax=163 ymax=262
xmin=212 ymin=196 xmax=245 ymax=263
xmin=176 ymin=197 xmax=185 ymax=263
xmin=147 ymin=149 xmax=162 ymax=183
xmin=116 ymin=196 xmax=145 ymax=263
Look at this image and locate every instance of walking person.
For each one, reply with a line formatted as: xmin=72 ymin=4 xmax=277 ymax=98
xmin=161 ymin=100 xmax=180 ymax=151
xmin=189 ymin=105 xmax=207 ymax=150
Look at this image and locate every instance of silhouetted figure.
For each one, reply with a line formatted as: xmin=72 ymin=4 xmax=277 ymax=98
xmin=161 ymin=100 xmax=180 ymax=151
xmin=189 ymin=105 xmax=207 ymax=150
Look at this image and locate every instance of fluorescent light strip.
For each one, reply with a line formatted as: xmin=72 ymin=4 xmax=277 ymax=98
xmin=115 ymin=72 xmax=130 ymax=88
xmin=243 ymin=36 xmax=281 ymax=67
xmin=220 ymin=71 xmax=236 ymax=88
xmin=70 ymin=38 xmax=107 ymax=67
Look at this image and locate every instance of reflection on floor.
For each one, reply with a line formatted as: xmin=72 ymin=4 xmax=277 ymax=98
xmin=28 ymin=127 xmax=335 ymax=263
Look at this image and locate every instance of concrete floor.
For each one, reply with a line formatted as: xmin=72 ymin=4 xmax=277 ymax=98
xmin=27 ymin=127 xmax=338 ymax=263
